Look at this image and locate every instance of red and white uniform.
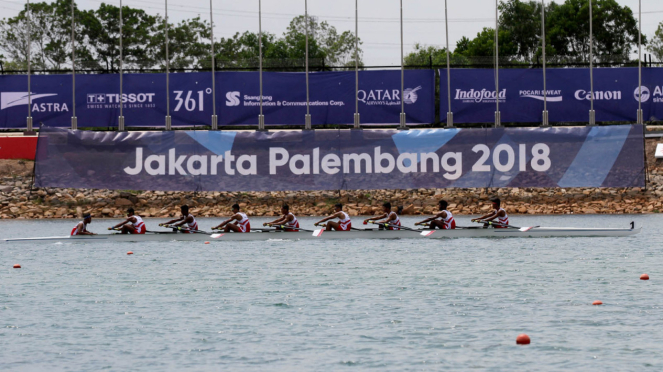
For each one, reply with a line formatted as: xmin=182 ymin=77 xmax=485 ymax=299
xmin=496 ymin=208 xmax=509 ymax=228
xmin=237 ymin=212 xmax=251 ymax=233
xmin=130 ymin=215 xmax=146 ymax=234
xmin=71 ymin=221 xmax=87 ymax=236
xmin=387 ymin=211 xmax=401 ymax=230
xmin=284 ymin=213 xmax=299 ymax=232
xmin=183 ymin=215 xmax=198 ymax=233
xmin=337 ymin=211 xmax=352 ymax=231
xmin=441 ymin=210 xmax=456 ymax=230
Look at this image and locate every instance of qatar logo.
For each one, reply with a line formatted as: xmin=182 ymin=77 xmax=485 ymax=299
xmin=1 ymin=92 xmax=58 ymax=110
xmin=403 ymin=86 xmax=423 ymax=104
xmin=226 ymin=91 xmax=241 ymax=106
xmin=634 ymin=86 xmax=650 ymax=102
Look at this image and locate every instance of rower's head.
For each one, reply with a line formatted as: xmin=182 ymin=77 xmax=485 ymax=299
xmin=232 ymin=203 xmax=240 ymax=213
xmin=382 ymin=202 xmax=392 ymax=213
xmin=439 ymin=200 xmax=448 ymax=211
xmin=281 ymin=204 xmax=290 ymax=215
xmin=83 ymin=213 xmax=92 ymax=223
xmin=334 ymin=203 xmax=343 ymax=212
xmin=490 ymin=197 xmax=501 ymax=209
xmin=126 ymin=207 xmax=135 ymax=217
xmin=181 ymin=205 xmax=190 ymax=216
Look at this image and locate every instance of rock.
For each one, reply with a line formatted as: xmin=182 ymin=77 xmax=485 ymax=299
xmin=115 ymin=198 xmax=134 ymax=207
xmin=102 ymin=208 xmax=113 ymax=215
xmin=0 ymin=186 xmax=12 ymax=193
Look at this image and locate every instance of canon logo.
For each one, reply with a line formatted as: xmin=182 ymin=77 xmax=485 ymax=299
xmin=574 ymin=90 xmax=622 ymax=101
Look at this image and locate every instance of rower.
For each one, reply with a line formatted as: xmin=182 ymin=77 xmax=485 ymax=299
xmin=314 ymin=203 xmax=352 ymax=231
xmin=364 ymin=202 xmax=401 ymax=230
xmin=213 ymin=203 xmax=251 ymax=233
xmin=415 ymin=200 xmax=456 ymax=229
xmin=71 ymin=213 xmax=95 ymax=236
xmin=264 ymin=205 xmax=299 ymax=231
xmin=160 ymin=205 xmax=199 ymax=233
xmin=472 ymin=197 xmax=509 ymax=228
xmin=110 ymin=208 xmax=146 ymax=234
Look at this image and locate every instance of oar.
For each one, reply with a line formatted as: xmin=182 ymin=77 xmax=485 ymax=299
xmin=368 ymin=221 xmax=421 ymax=232
xmin=263 ymin=224 xmax=315 ymax=233
xmin=472 ymin=220 xmax=538 ymax=232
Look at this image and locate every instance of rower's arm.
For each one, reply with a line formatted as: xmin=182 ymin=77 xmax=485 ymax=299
xmin=113 ymin=217 xmax=132 ymax=229
xmin=483 ymin=209 xmax=505 ymax=222
xmin=316 ymin=212 xmax=341 ymax=225
xmin=364 ymin=213 xmax=387 ymax=223
xmin=162 ymin=217 xmax=183 ymax=226
xmin=173 ymin=215 xmax=193 ymax=227
xmin=265 ymin=216 xmax=285 ymax=226
xmin=473 ymin=211 xmax=495 ymax=222
xmin=416 ymin=211 xmax=445 ymax=225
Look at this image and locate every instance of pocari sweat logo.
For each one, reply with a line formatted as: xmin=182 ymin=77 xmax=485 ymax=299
xmin=634 ymin=86 xmax=650 ymax=102
xmin=519 ymin=90 xmax=563 ymax=102
xmin=226 ymin=91 xmax=241 ymax=106
xmin=1 ymin=92 xmax=60 ymax=110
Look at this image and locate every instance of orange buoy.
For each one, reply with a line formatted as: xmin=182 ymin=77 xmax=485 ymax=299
xmin=592 ymin=300 xmax=603 ymax=305
xmin=641 ymin=274 xmax=650 ymax=280
xmin=13 ymin=264 xmax=21 ymax=269
xmin=516 ymin=334 xmax=530 ymax=345
xmin=127 ymin=251 xmax=133 ymax=255
xmin=204 ymin=241 xmax=210 ymax=244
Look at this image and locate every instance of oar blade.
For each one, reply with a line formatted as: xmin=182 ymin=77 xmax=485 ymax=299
xmin=312 ymin=229 xmax=324 ymax=237
xmin=420 ymin=230 xmax=435 ymax=237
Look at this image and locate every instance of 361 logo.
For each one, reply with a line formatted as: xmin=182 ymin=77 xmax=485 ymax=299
xmin=226 ymin=91 xmax=241 ymax=106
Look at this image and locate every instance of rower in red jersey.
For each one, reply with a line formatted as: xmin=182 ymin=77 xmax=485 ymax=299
xmin=314 ymin=203 xmax=352 ymax=231
xmin=161 ymin=205 xmax=199 ymax=233
xmin=110 ymin=208 xmax=146 ymax=234
xmin=71 ymin=214 xmax=95 ymax=236
xmin=364 ymin=202 xmax=402 ymax=230
xmin=264 ymin=205 xmax=299 ymax=232
xmin=472 ymin=197 xmax=509 ymax=228
xmin=213 ymin=203 xmax=251 ymax=233
xmin=415 ymin=200 xmax=456 ymax=229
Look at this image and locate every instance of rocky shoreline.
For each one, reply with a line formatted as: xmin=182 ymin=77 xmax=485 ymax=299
xmin=1 ymin=139 xmax=662 ymax=219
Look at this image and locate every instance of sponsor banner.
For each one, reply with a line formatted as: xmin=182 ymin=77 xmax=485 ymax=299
xmin=34 ymin=125 xmax=644 ymax=191
xmin=440 ymin=67 xmax=662 ymax=123
xmin=0 ymin=70 xmax=434 ymax=128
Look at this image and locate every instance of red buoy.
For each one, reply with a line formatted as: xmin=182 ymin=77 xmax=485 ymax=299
xmin=204 ymin=241 xmax=210 ymax=244
xmin=13 ymin=264 xmax=21 ymax=269
xmin=641 ymin=274 xmax=650 ymax=280
xmin=592 ymin=300 xmax=603 ymax=305
xmin=516 ymin=334 xmax=530 ymax=345
xmin=127 ymin=251 xmax=133 ymax=255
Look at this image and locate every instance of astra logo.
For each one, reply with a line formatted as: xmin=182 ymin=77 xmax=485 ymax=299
xmin=519 ymin=90 xmax=563 ymax=102
xmin=633 ymin=86 xmax=650 ymax=102
xmin=574 ymin=90 xmax=622 ymax=100
xmin=226 ymin=91 xmax=241 ymax=106
xmin=454 ymin=89 xmax=506 ymax=103
xmin=1 ymin=92 xmax=59 ymax=110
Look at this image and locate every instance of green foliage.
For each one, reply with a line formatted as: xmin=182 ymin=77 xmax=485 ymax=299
xmin=649 ymin=22 xmax=663 ymax=62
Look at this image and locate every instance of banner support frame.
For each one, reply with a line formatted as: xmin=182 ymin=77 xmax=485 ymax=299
xmin=210 ymin=0 xmax=218 ymax=130
xmin=398 ymin=0 xmax=408 ymax=130
xmin=118 ymin=0 xmax=125 ymax=131
xmin=494 ymin=0 xmax=501 ymax=127
xmin=352 ymin=0 xmax=361 ymax=130
xmin=588 ymin=0 xmax=595 ymax=126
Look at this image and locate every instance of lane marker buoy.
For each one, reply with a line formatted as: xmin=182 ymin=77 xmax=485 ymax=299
xmin=516 ymin=334 xmax=530 ymax=345
xmin=204 ymin=241 xmax=210 ymax=244
xmin=13 ymin=264 xmax=21 ymax=269
xmin=127 ymin=251 xmax=133 ymax=255
xmin=592 ymin=300 xmax=603 ymax=305
xmin=641 ymin=274 xmax=649 ymax=280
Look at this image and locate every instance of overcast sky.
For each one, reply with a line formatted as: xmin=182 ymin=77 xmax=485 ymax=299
xmin=0 ymin=0 xmax=661 ymax=65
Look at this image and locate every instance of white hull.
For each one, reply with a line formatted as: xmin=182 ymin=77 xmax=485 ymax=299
xmin=3 ymin=226 xmax=641 ymax=243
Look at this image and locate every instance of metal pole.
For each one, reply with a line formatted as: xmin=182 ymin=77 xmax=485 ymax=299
xmin=210 ymin=0 xmax=217 ymax=130
xmin=118 ymin=0 xmax=124 ymax=131
xmin=494 ymin=0 xmax=501 ymax=127
xmin=541 ymin=0 xmax=549 ymax=127
xmin=165 ymin=0 xmax=171 ymax=130
xmin=445 ymin=0 xmax=453 ymax=127
xmin=637 ymin=0 xmax=643 ymax=124
xmin=304 ymin=0 xmax=312 ymax=130
xmin=589 ymin=0 xmax=595 ymax=125
xmin=258 ymin=0 xmax=265 ymax=130
xmin=27 ymin=0 xmax=32 ymax=132
xmin=398 ymin=0 xmax=407 ymax=129
xmin=353 ymin=0 xmax=360 ymax=129
xmin=71 ymin=0 xmax=77 ymax=130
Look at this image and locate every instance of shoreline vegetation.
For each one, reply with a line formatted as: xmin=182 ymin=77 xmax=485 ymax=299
xmin=1 ymin=139 xmax=661 ymax=220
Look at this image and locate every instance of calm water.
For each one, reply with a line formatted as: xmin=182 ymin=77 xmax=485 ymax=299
xmin=1 ymin=215 xmax=661 ymax=371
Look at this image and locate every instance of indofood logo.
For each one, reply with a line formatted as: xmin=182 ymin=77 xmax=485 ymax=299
xmin=86 ymin=92 xmax=156 ymax=109
xmin=358 ymin=87 xmax=422 ymax=106
xmin=633 ymin=86 xmax=650 ymax=102
xmin=454 ymin=88 xmax=506 ymax=103
xmin=519 ymin=90 xmax=563 ymax=102
xmin=574 ymin=90 xmax=622 ymax=100
xmin=0 ymin=92 xmax=68 ymax=112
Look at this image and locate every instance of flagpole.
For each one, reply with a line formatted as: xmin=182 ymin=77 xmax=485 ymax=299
xmin=494 ymin=0 xmax=501 ymax=127
xmin=353 ymin=0 xmax=360 ymax=129
xmin=258 ymin=0 xmax=265 ymax=131
xmin=27 ymin=0 xmax=32 ymax=132
xmin=71 ymin=0 xmax=77 ymax=130
xmin=118 ymin=0 xmax=125 ymax=131
xmin=165 ymin=0 xmax=171 ymax=130
xmin=304 ymin=0 xmax=312 ymax=130
xmin=398 ymin=0 xmax=407 ymax=130
xmin=541 ymin=0 xmax=549 ymax=127
xmin=210 ymin=0 xmax=217 ymax=130
xmin=589 ymin=0 xmax=595 ymax=125
xmin=445 ymin=0 xmax=453 ymax=127
xmin=637 ymin=0 xmax=643 ymax=124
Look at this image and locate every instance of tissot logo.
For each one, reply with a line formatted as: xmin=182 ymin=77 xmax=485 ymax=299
xmin=634 ymin=86 xmax=650 ymax=102
xmin=226 ymin=91 xmax=241 ymax=106
xmin=519 ymin=90 xmax=563 ymax=102
xmin=1 ymin=92 xmax=60 ymax=110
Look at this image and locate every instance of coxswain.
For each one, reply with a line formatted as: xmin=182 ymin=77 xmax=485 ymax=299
xmin=264 ymin=205 xmax=299 ymax=231
xmin=364 ymin=202 xmax=402 ymax=230
xmin=71 ymin=213 xmax=95 ymax=235
xmin=213 ymin=203 xmax=251 ymax=233
xmin=110 ymin=208 xmax=146 ymax=234
xmin=472 ymin=197 xmax=509 ymax=228
xmin=414 ymin=200 xmax=456 ymax=229
xmin=161 ymin=205 xmax=199 ymax=233
xmin=314 ymin=203 xmax=352 ymax=231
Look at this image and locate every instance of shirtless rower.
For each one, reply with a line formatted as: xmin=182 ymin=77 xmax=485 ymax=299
xmin=71 ymin=213 xmax=95 ymax=236
xmin=212 ymin=204 xmax=251 ymax=233
xmin=363 ymin=202 xmax=402 ymax=230
xmin=110 ymin=208 xmax=146 ymax=234
xmin=472 ymin=197 xmax=509 ymax=228
xmin=160 ymin=205 xmax=199 ymax=233
xmin=314 ymin=203 xmax=352 ymax=231
xmin=414 ymin=200 xmax=456 ymax=229
xmin=264 ymin=205 xmax=299 ymax=231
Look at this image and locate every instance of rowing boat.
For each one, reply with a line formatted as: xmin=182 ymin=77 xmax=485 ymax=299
xmin=3 ymin=224 xmax=641 ymax=243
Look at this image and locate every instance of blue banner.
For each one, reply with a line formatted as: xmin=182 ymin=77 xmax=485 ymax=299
xmin=0 ymin=70 xmax=435 ymax=128
xmin=440 ymin=67 xmax=663 ymax=123
xmin=34 ymin=125 xmax=644 ymax=191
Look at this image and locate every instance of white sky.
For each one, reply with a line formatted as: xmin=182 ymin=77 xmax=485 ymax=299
xmin=0 ymin=0 xmax=661 ymax=65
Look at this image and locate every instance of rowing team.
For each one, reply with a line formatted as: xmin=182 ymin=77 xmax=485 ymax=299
xmin=70 ymin=198 xmax=509 ymax=236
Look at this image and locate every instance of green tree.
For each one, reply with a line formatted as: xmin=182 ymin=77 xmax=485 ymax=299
xmin=149 ymin=16 xmax=212 ymax=70
xmin=648 ymin=22 xmax=663 ymax=62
